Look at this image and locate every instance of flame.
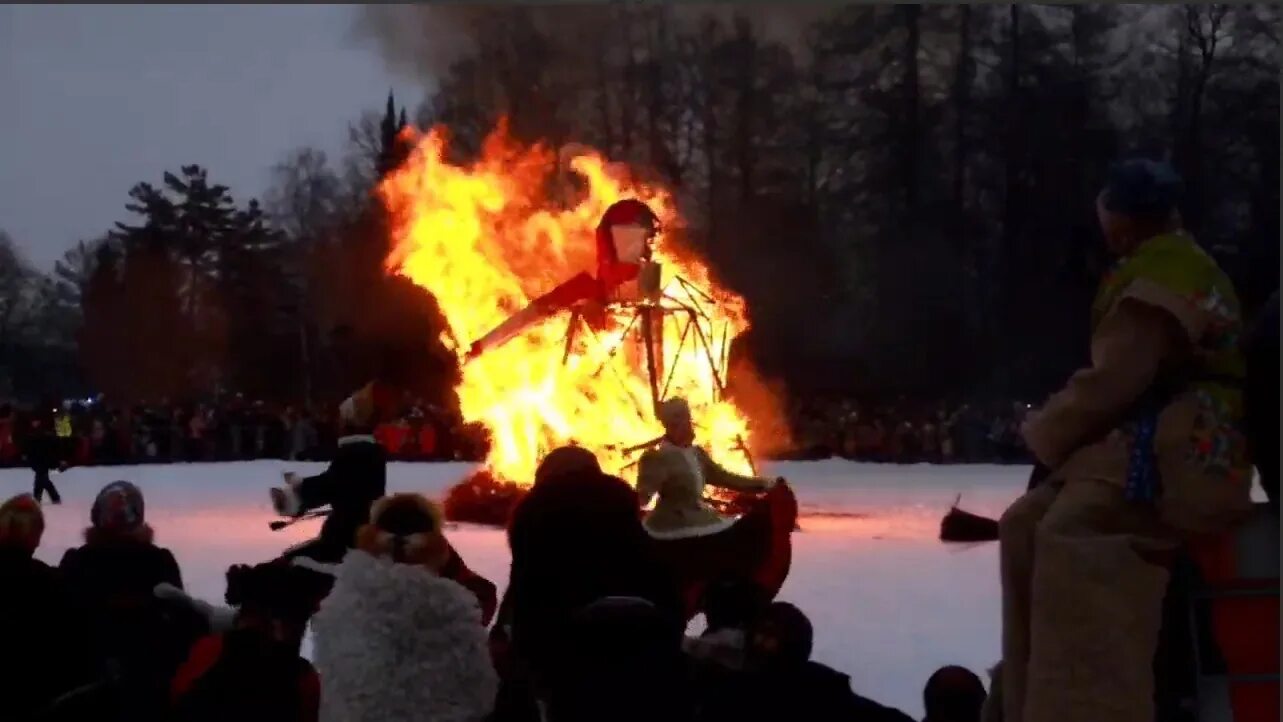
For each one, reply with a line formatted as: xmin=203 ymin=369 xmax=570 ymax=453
xmin=381 ymin=122 xmax=758 ymax=486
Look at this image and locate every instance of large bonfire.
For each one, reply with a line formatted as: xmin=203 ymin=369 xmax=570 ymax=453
xmin=380 ymin=122 xmax=758 ymax=488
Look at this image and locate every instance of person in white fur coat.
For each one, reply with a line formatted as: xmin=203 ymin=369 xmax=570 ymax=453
xmin=310 ymin=493 xmax=498 ymax=722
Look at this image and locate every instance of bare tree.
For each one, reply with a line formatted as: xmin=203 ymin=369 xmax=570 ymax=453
xmin=266 ymin=147 xmax=343 ymax=243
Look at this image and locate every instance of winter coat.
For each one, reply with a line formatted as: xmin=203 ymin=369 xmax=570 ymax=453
xmin=171 ymin=631 xmax=320 ymax=722
xmin=636 ymin=441 xmax=772 ymax=538
xmin=279 ymin=435 xmax=386 ymax=562
xmin=500 ymin=471 xmax=683 ymax=680
xmin=1022 ymin=232 xmax=1253 ymax=535
xmin=58 ymin=527 xmax=202 ymax=712
xmin=699 ymin=661 xmax=915 ymax=722
xmin=0 ymin=550 xmax=93 ymax=721
xmin=311 ymin=549 xmax=497 ymax=722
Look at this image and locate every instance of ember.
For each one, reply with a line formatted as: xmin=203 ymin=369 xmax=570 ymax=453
xmin=381 ymin=122 xmax=761 ymax=502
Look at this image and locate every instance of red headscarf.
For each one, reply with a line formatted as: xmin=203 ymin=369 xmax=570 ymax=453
xmin=595 ymin=199 xmax=658 ymax=292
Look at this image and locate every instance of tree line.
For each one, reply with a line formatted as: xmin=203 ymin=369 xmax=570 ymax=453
xmin=1 ymin=4 xmax=1278 ymax=405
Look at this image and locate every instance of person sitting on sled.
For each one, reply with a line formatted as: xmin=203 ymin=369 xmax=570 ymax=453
xmin=639 ymin=398 xmax=774 ymax=538
xmin=269 ymin=381 xmax=498 ymax=622
xmin=271 ymin=381 xmax=391 ymax=564
xmin=637 ymin=397 xmax=797 ymax=617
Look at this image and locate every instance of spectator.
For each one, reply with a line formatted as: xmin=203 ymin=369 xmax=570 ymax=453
xmin=506 ymin=464 xmax=683 ymax=686
xmin=170 ymin=562 xmax=320 ymax=722
xmin=544 ymin=596 xmax=695 ymax=722
xmin=59 ymin=481 xmax=199 ymax=722
xmin=923 ymin=666 xmax=987 ymax=722
xmin=311 ymin=493 xmax=497 ymax=722
xmin=700 ymin=602 xmax=914 ymax=722
xmin=23 ymin=415 xmax=63 ymax=503
xmin=0 ymin=494 xmax=93 ymax=719
xmin=683 ymin=578 xmax=770 ymax=671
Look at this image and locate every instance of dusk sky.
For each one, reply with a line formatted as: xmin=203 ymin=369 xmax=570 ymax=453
xmin=1 ymin=4 xmax=417 ymax=270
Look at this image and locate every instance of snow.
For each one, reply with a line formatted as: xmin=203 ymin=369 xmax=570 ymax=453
xmin=8 ymin=459 xmax=1257 ymax=717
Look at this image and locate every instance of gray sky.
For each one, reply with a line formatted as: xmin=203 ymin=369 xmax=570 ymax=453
xmin=1 ymin=4 xmax=414 ymax=270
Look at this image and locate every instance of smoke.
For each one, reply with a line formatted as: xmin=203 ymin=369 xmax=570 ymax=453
xmin=352 ymin=3 xmax=834 ymax=89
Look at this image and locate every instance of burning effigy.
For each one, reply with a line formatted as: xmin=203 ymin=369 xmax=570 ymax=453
xmin=380 ymin=122 xmax=762 ymax=524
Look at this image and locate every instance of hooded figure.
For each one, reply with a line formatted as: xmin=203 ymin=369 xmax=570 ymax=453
xmin=699 ymin=602 xmax=913 ymax=722
xmin=505 ymin=464 xmax=683 ymax=684
xmin=1000 ymin=159 xmax=1252 ymax=722
xmin=59 ymin=481 xmax=199 ymax=722
xmin=311 ymin=494 xmax=498 ymax=722
xmin=170 ymin=563 xmax=322 ymax=722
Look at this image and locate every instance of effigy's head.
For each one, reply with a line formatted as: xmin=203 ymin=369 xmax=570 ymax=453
xmin=597 ymin=198 xmax=660 ymax=267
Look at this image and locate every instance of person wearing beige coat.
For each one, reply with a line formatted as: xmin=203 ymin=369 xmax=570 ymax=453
xmin=998 ymin=160 xmax=1252 ymax=722
xmin=636 ymin=398 xmax=775 ymax=539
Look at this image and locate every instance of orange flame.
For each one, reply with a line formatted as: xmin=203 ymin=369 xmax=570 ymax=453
xmin=381 ymin=123 xmax=757 ymax=486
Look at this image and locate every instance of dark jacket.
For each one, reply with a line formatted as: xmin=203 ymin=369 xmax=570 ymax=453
xmin=0 ymin=550 xmax=93 ymax=721
xmin=293 ymin=435 xmax=386 ymax=561
xmin=171 ymin=631 xmax=320 ymax=722
xmin=58 ymin=528 xmax=201 ymax=720
xmin=22 ymin=428 xmax=61 ymax=471
xmin=700 ymin=661 xmax=915 ymax=722
xmin=501 ymin=471 xmax=683 ymax=679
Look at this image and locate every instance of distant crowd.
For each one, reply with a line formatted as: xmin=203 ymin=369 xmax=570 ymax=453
xmin=0 ymin=399 xmax=489 ymax=469
xmin=0 ymin=396 xmax=1032 ymax=469
xmin=785 ymin=398 xmax=1033 ymax=465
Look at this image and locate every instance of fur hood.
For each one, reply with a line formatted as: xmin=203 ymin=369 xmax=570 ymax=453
xmin=311 ymin=549 xmax=497 ymax=722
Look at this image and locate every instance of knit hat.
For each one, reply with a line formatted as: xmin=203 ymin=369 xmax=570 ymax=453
xmin=355 ymin=493 xmax=449 ymax=570
xmin=1101 ymin=158 xmax=1183 ymax=219
xmin=91 ymin=481 xmax=145 ymax=532
xmin=0 ymin=494 xmax=44 ymax=553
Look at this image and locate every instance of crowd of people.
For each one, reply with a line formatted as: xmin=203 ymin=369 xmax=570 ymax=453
xmin=785 ymin=399 xmax=1034 ymax=464
xmin=0 ymin=396 xmax=1033 ymax=471
xmin=0 ymin=399 xmax=489 ymax=469
xmin=0 ymin=475 xmax=989 ymax=722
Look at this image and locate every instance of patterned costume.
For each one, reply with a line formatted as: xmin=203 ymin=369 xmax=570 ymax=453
xmin=1001 ymin=227 xmax=1252 ymax=722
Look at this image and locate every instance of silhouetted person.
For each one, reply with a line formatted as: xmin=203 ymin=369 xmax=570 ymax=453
xmin=23 ymin=416 xmax=62 ymax=504
xmin=923 ymin=666 xmax=987 ymax=722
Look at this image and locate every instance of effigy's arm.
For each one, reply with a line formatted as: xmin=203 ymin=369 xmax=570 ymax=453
xmin=467 ymin=272 xmax=600 ymax=359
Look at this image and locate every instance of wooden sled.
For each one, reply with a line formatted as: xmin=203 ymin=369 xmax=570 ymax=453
xmin=940 ymin=494 xmax=999 ymax=543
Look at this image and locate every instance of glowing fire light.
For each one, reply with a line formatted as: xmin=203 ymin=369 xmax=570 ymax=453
xmin=381 ymin=123 xmax=756 ymax=486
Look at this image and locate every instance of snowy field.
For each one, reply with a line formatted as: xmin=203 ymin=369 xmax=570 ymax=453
xmin=1 ymin=460 xmax=1050 ymax=716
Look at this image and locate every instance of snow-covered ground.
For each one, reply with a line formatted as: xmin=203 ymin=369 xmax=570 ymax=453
xmin=0 ymin=460 xmax=1066 ymax=716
